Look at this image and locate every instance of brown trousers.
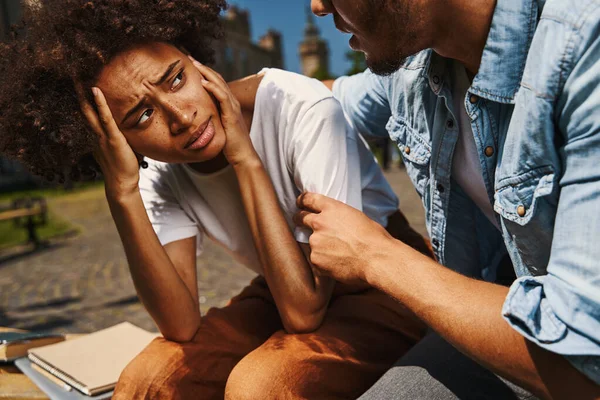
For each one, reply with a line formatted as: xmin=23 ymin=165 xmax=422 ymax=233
xmin=113 ymin=211 xmax=433 ymax=400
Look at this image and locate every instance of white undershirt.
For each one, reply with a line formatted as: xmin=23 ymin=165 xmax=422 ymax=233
xmin=450 ymin=62 xmax=499 ymax=229
xmin=138 ymin=68 xmax=400 ymax=274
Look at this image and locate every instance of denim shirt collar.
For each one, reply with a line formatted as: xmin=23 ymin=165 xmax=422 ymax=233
xmin=469 ymin=0 xmax=540 ymax=104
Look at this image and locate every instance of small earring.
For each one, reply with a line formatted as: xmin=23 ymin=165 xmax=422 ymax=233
xmin=140 ymin=160 xmax=149 ymax=169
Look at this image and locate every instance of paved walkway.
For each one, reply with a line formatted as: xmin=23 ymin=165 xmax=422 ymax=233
xmin=0 ymin=167 xmax=425 ymax=334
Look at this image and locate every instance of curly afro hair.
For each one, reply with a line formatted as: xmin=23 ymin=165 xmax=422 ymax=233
xmin=0 ymin=0 xmax=227 ymax=182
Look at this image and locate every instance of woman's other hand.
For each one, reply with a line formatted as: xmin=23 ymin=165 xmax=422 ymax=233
xmin=79 ymin=86 xmax=141 ymax=200
xmin=188 ymin=57 xmax=257 ymax=166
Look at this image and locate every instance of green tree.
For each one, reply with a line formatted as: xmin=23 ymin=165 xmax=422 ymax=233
xmin=311 ymin=65 xmax=335 ymax=81
xmin=345 ymin=50 xmax=367 ymax=76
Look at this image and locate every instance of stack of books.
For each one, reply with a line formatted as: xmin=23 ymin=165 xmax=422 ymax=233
xmin=1 ymin=331 xmax=65 ymax=362
xmin=10 ymin=322 xmax=157 ymax=400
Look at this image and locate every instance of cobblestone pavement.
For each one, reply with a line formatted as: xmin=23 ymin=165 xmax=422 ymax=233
xmin=0 ymin=167 xmax=425 ymax=334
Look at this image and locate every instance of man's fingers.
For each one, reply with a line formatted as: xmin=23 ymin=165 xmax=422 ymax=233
xmin=293 ymin=210 xmax=319 ymax=230
xmin=91 ymin=87 xmax=120 ymax=139
xmin=296 ymin=192 xmax=329 ymax=213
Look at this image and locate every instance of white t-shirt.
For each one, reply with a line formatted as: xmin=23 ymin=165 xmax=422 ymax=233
xmin=139 ymin=68 xmax=399 ymax=275
xmin=450 ymin=62 xmax=499 ymax=229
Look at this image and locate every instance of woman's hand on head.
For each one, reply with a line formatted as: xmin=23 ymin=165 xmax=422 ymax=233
xmin=78 ymin=86 xmax=141 ymax=200
xmin=188 ymin=57 xmax=257 ymax=166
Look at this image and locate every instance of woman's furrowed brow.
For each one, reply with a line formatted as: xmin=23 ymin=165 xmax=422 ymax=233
xmin=152 ymin=60 xmax=180 ymax=86
xmin=121 ymin=59 xmax=181 ymax=125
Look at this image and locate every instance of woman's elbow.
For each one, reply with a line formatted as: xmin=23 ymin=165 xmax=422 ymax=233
xmin=160 ymin=319 xmax=201 ymax=343
xmin=282 ymin=309 xmax=326 ymax=334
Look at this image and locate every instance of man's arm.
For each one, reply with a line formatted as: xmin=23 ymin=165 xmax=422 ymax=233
xmin=369 ymin=240 xmax=600 ymax=399
xmin=327 ymin=70 xmax=392 ymax=139
xmin=295 ymin=195 xmax=600 ymax=399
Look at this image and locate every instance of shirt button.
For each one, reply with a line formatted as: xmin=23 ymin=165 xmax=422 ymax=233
xmin=432 ymin=75 xmax=440 ymax=85
xmin=517 ymin=205 xmax=526 ymax=217
xmin=437 ymin=183 xmax=445 ymax=193
xmin=432 ymin=238 xmax=439 ymax=247
xmin=446 ymin=119 xmax=454 ymax=129
xmin=404 ymin=146 xmax=411 ymax=155
xmin=485 ymin=146 xmax=495 ymax=157
xmin=469 ymin=94 xmax=479 ymax=104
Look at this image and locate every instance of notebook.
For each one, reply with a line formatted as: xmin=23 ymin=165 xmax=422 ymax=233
xmin=15 ymin=357 xmax=113 ymax=400
xmin=27 ymin=322 xmax=158 ymax=396
xmin=0 ymin=331 xmax=65 ymax=362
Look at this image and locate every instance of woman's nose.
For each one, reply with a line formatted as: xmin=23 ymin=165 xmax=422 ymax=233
xmin=169 ymin=105 xmax=197 ymax=136
xmin=311 ymin=0 xmax=333 ymax=17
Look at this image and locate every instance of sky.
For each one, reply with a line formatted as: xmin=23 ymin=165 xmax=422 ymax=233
xmin=229 ymin=0 xmax=354 ymax=77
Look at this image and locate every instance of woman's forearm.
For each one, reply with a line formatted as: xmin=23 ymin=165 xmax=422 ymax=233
xmin=107 ymin=190 xmax=201 ymax=341
xmin=233 ymin=157 xmax=334 ymax=333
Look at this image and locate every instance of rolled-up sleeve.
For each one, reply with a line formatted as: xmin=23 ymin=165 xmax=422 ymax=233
xmin=502 ymin=19 xmax=600 ymax=384
xmin=332 ymin=69 xmax=391 ymax=139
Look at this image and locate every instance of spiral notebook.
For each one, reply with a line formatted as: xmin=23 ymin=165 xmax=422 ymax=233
xmin=27 ymin=322 xmax=158 ymax=396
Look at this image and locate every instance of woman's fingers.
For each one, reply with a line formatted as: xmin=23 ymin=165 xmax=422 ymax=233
xmin=91 ymin=87 xmax=121 ymax=140
xmin=200 ymin=78 xmax=240 ymax=119
xmin=188 ymin=56 xmax=227 ymax=86
xmin=75 ymin=84 xmax=104 ymax=138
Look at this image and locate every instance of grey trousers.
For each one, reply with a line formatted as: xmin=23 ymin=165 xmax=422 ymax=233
xmin=358 ymin=332 xmax=538 ymax=400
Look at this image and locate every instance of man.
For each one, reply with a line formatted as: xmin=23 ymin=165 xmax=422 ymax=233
xmin=296 ymin=0 xmax=600 ymax=398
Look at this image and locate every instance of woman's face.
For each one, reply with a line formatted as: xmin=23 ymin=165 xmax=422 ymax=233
xmin=95 ymin=42 xmax=226 ymax=163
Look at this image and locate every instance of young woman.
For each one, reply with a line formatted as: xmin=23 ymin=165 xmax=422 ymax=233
xmin=0 ymin=1 xmax=432 ymax=398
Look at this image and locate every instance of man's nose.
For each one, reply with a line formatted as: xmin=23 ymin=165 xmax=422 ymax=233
xmin=169 ymin=104 xmax=197 ymax=136
xmin=311 ymin=0 xmax=332 ymax=17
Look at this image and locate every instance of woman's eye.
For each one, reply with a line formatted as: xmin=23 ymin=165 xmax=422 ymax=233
xmin=171 ymin=71 xmax=184 ymax=89
xmin=138 ymin=109 xmax=153 ymax=125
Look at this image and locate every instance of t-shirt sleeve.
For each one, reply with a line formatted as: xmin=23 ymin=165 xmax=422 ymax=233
xmin=290 ymin=97 xmax=363 ymax=243
xmin=138 ymin=162 xmax=201 ymax=247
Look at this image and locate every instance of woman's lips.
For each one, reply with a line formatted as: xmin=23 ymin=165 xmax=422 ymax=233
xmin=186 ymin=118 xmax=215 ymax=150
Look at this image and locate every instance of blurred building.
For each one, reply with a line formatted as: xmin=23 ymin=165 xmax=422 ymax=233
xmin=298 ymin=7 xmax=330 ymax=78
xmin=214 ymin=5 xmax=284 ymax=81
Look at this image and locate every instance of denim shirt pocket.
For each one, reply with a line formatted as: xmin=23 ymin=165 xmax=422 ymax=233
xmin=386 ymin=116 xmax=431 ymax=197
xmin=494 ymin=166 xmax=559 ymax=275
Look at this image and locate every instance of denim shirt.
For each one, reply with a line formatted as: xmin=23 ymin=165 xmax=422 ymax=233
xmin=332 ymin=0 xmax=600 ymax=384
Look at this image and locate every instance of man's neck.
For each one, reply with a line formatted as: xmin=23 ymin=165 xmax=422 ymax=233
xmin=431 ymin=0 xmax=497 ymax=76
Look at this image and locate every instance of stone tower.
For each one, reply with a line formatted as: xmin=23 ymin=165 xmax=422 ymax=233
xmin=298 ymin=7 xmax=330 ymax=78
xmin=259 ymin=29 xmax=284 ymax=71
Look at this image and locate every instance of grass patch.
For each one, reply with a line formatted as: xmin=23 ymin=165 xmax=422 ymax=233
xmin=0 ymin=181 xmax=105 ymax=202
xmin=0 ymin=182 xmax=103 ymax=249
xmin=0 ymin=211 xmax=78 ymax=249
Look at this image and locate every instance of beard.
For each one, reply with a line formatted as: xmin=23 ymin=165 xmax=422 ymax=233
xmin=363 ymin=0 xmax=418 ymax=76
xmin=366 ymin=55 xmax=408 ymax=76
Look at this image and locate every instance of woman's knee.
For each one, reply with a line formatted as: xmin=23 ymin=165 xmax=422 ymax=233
xmin=113 ymin=338 xmax=187 ymax=399
xmin=224 ymin=343 xmax=304 ymax=400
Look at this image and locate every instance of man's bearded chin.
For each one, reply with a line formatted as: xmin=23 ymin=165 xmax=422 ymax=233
xmin=366 ymin=54 xmax=407 ymax=76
